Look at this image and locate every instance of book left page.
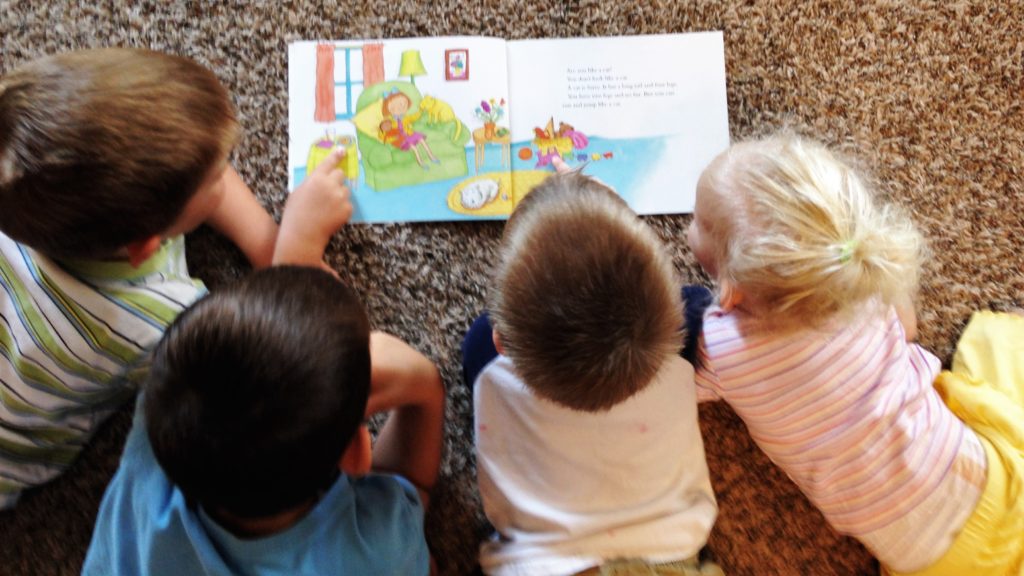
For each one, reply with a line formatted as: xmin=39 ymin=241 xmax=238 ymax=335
xmin=288 ymin=37 xmax=511 ymax=223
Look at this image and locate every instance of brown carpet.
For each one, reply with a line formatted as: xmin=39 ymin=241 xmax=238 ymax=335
xmin=1 ymin=2 xmax=1021 ymax=575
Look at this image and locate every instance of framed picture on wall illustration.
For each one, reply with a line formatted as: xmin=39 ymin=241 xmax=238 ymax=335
xmin=445 ymin=48 xmax=469 ymax=81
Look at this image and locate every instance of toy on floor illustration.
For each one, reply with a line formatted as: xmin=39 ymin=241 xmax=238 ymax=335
xmin=531 ymin=117 xmax=590 ymax=167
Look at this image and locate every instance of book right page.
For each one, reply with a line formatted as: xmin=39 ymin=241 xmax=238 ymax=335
xmin=507 ymin=32 xmax=729 ymax=214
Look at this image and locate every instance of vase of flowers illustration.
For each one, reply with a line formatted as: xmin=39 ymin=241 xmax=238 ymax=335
xmin=475 ymin=98 xmax=505 ymax=139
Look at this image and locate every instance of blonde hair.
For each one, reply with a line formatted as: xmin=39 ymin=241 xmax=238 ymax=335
xmin=489 ymin=171 xmax=683 ymax=412
xmin=703 ymin=134 xmax=923 ymax=329
xmin=0 ymin=48 xmax=238 ymax=258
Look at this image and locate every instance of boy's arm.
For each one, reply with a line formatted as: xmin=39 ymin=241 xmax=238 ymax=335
xmin=272 ymin=150 xmax=353 ymax=268
xmin=205 ymin=166 xmax=279 ymax=269
xmin=366 ymin=332 xmax=445 ymax=510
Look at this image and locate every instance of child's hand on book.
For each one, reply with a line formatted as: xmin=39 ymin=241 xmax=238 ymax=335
xmin=551 ymin=155 xmax=572 ymax=174
xmin=273 ymin=149 xmax=353 ymax=268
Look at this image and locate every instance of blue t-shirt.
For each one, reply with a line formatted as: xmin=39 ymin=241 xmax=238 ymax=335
xmin=83 ymin=399 xmax=429 ymax=576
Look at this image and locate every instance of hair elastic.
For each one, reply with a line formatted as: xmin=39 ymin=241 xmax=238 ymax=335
xmin=838 ymin=239 xmax=857 ymax=263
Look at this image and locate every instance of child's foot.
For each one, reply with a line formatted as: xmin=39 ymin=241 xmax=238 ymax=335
xmin=421 ymin=164 xmax=430 ymax=171
xmin=432 ymin=158 xmax=441 ymax=164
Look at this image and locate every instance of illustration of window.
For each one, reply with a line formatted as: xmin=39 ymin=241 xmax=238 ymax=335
xmin=314 ymin=44 xmax=384 ymax=123
xmin=332 ymin=46 xmax=364 ymax=120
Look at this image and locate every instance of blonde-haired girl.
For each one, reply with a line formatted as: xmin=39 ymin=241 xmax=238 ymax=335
xmin=688 ymin=133 xmax=1022 ymax=575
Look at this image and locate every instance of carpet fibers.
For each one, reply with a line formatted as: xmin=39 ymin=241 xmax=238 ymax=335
xmin=1 ymin=1 xmax=1021 ymax=575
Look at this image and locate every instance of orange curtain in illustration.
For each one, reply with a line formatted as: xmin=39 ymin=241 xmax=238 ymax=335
xmin=362 ymin=43 xmax=385 ymax=88
xmin=314 ymin=44 xmax=335 ymax=123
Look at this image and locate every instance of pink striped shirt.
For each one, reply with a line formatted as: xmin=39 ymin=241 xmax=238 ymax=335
xmin=696 ymin=304 xmax=986 ymax=571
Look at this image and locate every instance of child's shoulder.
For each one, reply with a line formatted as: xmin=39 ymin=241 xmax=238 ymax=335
xmin=322 ymin=473 xmax=429 ymax=570
xmin=348 ymin=472 xmax=423 ymax=512
xmin=55 ymin=236 xmax=201 ymax=292
xmin=701 ymin=300 xmax=904 ymax=357
xmin=3 ymin=234 xmax=204 ymax=341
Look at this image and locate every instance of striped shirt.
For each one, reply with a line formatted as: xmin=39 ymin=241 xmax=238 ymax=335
xmin=0 ymin=233 xmax=204 ymax=508
xmin=696 ymin=304 xmax=987 ymax=572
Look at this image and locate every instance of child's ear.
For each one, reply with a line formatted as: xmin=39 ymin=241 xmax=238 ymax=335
xmin=339 ymin=425 xmax=372 ymax=476
xmin=124 ymin=235 xmax=163 ymax=268
xmin=719 ymin=280 xmax=744 ymax=312
xmin=491 ymin=329 xmax=505 ymax=355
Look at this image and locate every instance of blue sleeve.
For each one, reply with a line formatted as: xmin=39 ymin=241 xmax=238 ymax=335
xmin=390 ymin=474 xmax=424 ymax=507
xmin=462 ymin=313 xmax=499 ymax=387
xmin=113 ymin=394 xmax=155 ymax=473
xmin=681 ymin=285 xmax=714 ymax=368
xmin=82 ymin=396 xmax=157 ymax=576
xmin=353 ymin=474 xmax=430 ymax=576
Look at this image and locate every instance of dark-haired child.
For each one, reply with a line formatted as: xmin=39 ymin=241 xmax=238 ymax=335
xmin=83 ymin=266 xmax=444 ymax=575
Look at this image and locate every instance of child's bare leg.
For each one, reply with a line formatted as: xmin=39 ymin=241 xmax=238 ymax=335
xmin=410 ymin=146 xmax=426 ymax=167
xmin=420 ymin=140 xmax=439 ymax=162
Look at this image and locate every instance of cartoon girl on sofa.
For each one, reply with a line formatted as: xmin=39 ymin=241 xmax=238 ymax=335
xmin=379 ymin=89 xmax=439 ymax=169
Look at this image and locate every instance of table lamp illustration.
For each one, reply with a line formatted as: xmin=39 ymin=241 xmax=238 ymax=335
xmin=399 ymin=49 xmax=427 ymax=86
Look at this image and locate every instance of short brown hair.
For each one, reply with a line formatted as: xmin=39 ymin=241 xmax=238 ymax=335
xmin=0 ymin=48 xmax=238 ymax=258
xmin=489 ymin=171 xmax=683 ymax=412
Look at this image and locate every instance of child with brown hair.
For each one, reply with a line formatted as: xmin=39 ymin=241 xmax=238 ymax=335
xmin=463 ymin=159 xmax=720 ymax=576
xmin=687 ymin=133 xmax=1023 ymax=575
xmin=381 ymin=90 xmax=438 ymax=168
xmin=0 ymin=48 xmax=347 ymax=507
xmin=83 ymin=267 xmax=444 ymax=575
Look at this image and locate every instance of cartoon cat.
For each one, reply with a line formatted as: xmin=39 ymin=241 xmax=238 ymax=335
xmin=419 ymin=95 xmax=462 ymax=142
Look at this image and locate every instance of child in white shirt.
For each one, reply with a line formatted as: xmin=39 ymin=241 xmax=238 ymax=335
xmin=464 ymin=162 xmax=720 ymax=576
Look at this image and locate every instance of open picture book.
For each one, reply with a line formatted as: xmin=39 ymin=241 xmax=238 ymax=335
xmin=287 ymin=32 xmax=729 ymax=223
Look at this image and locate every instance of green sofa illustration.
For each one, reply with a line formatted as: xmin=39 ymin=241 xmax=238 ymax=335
xmin=352 ymin=81 xmax=470 ymax=192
